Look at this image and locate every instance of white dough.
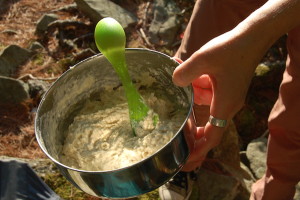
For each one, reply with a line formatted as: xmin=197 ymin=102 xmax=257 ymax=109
xmin=59 ymin=87 xmax=186 ymax=171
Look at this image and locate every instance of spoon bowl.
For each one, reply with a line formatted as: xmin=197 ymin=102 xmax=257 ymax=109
xmin=94 ymin=17 xmax=152 ymax=135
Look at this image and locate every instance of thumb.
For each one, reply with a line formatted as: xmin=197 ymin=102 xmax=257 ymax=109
xmin=172 ymin=55 xmax=205 ymax=87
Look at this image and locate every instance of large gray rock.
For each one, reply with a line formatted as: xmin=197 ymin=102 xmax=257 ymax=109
xmin=0 ymin=45 xmax=32 ymax=77
xmin=0 ymin=76 xmax=29 ymax=103
xmin=245 ymin=137 xmax=300 ymax=199
xmin=75 ymin=0 xmax=137 ymax=28
xmin=240 ymin=161 xmax=256 ymax=194
xmin=148 ymin=0 xmax=182 ymax=46
xmin=36 ymin=14 xmax=59 ymax=35
xmin=194 ymin=161 xmax=251 ymax=200
xmin=246 ymin=137 xmax=268 ymax=179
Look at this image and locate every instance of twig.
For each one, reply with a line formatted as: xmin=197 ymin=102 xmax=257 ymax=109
xmin=143 ymin=1 xmax=151 ymax=27
xmin=139 ymin=28 xmax=152 ymax=46
xmin=18 ymin=74 xmax=58 ymax=81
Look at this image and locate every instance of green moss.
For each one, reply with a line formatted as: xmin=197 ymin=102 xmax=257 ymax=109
xmin=43 ymin=173 xmax=89 ymax=200
xmin=43 ymin=173 xmax=164 ymax=200
xmin=255 ymin=64 xmax=270 ymax=76
xmin=0 ymin=43 xmax=6 ymax=51
xmin=32 ymin=53 xmax=45 ymax=65
xmin=58 ymin=57 xmax=76 ymax=72
xmin=137 ymin=189 xmax=160 ymax=200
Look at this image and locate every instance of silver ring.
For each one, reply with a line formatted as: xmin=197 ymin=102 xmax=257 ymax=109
xmin=209 ymin=115 xmax=227 ymax=128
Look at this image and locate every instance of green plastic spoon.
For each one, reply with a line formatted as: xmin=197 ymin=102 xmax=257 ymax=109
xmin=94 ymin=17 xmax=153 ymax=135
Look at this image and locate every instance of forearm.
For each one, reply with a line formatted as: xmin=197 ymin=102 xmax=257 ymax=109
xmin=233 ymin=0 xmax=300 ymax=66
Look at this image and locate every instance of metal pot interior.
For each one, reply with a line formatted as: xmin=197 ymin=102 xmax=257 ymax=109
xmin=35 ymin=48 xmax=193 ymax=198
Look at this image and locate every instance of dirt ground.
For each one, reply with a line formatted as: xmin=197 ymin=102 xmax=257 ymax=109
xmin=0 ymin=0 xmax=74 ymax=159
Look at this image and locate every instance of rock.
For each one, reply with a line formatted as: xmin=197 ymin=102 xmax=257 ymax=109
xmin=295 ymin=184 xmax=300 ymax=200
xmin=28 ymin=79 xmax=51 ymax=98
xmin=47 ymin=19 xmax=90 ymax=31
xmin=148 ymin=0 xmax=182 ymax=46
xmin=244 ymin=137 xmax=300 ymax=199
xmin=211 ymin=120 xmax=241 ymax=169
xmin=73 ymin=48 xmax=96 ymax=61
xmin=0 ymin=156 xmax=58 ymax=178
xmin=1 ymin=29 xmax=18 ymax=35
xmin=239 ymin=161 xmax=256 ymax=193
xmin=0 ymin=45 xmax=32 ymax=77
xmin=0 ymin=76 xmax=29 ymax=103
xmin=36 ymin=14 xmax=59 ymax=35
xmin=53 ymin=3 xmax=77 ymax=13
xmin=195 ymin=161 xmax=251 ymax=200
xmin=246 ymin=137 xmax=268 ymax=179
xmin=75 ymin=0 xmax=137 ymax=28
xmin=45 ymin=20 xmax=91 ymax=49
xmin=29 ymin=41 xmax=45 ymax=52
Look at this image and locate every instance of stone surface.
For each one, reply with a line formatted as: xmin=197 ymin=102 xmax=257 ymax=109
xmin=28 ymin=79 xmax=51 ymax=98
xmin=239 ymin=161 xmax=256 ymax=193
xmin=195 ymin=161 xmax=251 ymax=200
xmin=211 ymin=120 xmax=241 ymax=169
xmin=246 ymin=137 xmax=268 ymax=179
xmin=75 ymin=0 xmax=137 ymax=28
xmin=36 ymin=13 xmax=59 ymax=34
xmin=0 ymin=156 xmax=58 ymax=178
xmin=29 ymin=41 xmax=45 ymax=52
xmin=53 ymin=3 xmax=77 ymax=12
xmin=0 ymin=76 xmax=29 ymax=103
xmin=0 ymin=45 xmax=32 ymax=77
xmin=148 ymin=0 xmax=182 ymax=46
xmin=1 ymin=29 xmax=18 ymax=35
xmin=244 ymin=137 xmax=300 ymax=199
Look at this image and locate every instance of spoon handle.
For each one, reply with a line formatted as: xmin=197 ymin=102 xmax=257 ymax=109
xmin=103 ymin=49 xmax=149 ymax=126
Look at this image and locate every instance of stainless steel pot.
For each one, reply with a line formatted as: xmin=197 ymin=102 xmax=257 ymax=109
xmin=35 ymin=48 xmax=193 ymax=199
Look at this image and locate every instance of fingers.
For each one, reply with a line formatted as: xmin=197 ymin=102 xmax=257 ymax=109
xmin=193 ymin=74 xmax=212 ymax=89
xmin=172 ymin=54 xmax=233 ymax=172
xmin=193 ymin=88 xmax=213 ymax=105
xmin=182 ymin=117 xmax=225 ymax=172
xmin=192 ymin=75 xmax=213 ymax=105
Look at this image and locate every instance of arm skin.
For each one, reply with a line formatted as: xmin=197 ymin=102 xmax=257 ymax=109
xmin=174 ymin=0 xmax=300 ymax=171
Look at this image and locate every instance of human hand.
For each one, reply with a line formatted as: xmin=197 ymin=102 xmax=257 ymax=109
xmin=174 ymin=30 xmax=262 ymax=171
